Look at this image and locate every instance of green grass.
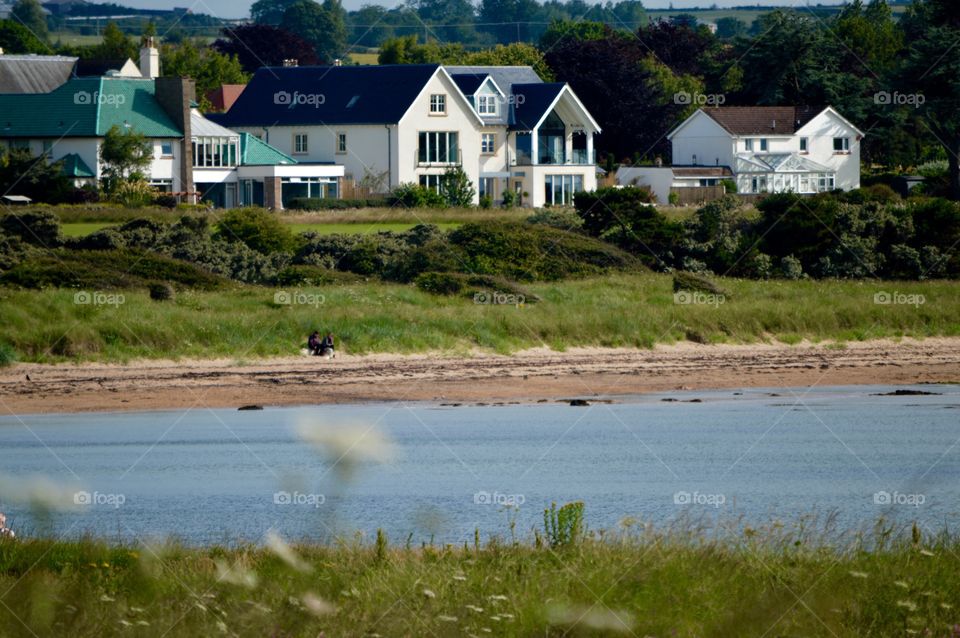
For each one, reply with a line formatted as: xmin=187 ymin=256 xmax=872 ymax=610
xmin=1 ymin=273 xmax=957 ymax=362
xmin=1 ymin=519 xmax=958 ymax=637
xmin=61 ymin=223 xmax=114 ymax=237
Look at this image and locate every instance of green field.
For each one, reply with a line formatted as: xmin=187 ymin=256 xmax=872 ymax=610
xmin=1 ymin=273 xmax=956 ymax=362
xmin=1 ymin=518 xmax=958 ymax=637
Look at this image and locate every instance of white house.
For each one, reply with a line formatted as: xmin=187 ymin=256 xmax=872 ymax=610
xmin=210 ymin=63 xmax=601 ymax=207
xmin=619 ymin=106 xmax=863 ymax=202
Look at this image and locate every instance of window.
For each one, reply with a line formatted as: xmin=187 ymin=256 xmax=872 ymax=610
xmin=479 ymin=177 xmax=495 ymax=198
xmin=817 ymin=173 xmax=836 ymax=191
xmin=419 ymin=174 xmax=443 ymax=192
xmin=160 ymin=142 xmax=174 ymax=158
xmin=477 ymin=95 xmax=497 ymax=116
xmin=336 ymin=132 xmax=346 ymax=154
xmin=833 ymin=137 xmax=850 ymax=153
xmin=759 ymin=138 xmax=768 ymax=152
xmin=481 ymin=133 xmax=496 ymax=154
xmin=745 ymin=139 xmax=754 ymax=151
xmin=429 ymin=94 xmax=446 ymax=115
xmin=417 ymin=131 xmax=459 ymax=164
xmin=799 ymin=137 xmax=808 ymax=153
xmin=192 ymin=137 xmax=239 ymax=168
xmin=751 ymin=176 xmax=768 ymax=193
xmin=294 ymin=133 xmax=308 ymax=154
xmin=543 ymin=174 xmax=584 ymax=206
xmin=42 ymin=140 xmax=53 ymax=156
xmin=799 ymin=175 xmax=811 ymax=192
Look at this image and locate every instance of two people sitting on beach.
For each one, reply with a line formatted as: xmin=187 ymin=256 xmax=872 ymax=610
xmin=308 ymin=331 xmax=335 ymax=358
xmin=0 ymin=512 xmax=14 ymax=539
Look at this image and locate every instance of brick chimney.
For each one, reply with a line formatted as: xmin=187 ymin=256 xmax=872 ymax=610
xmin=140 ymin=36 xmax=160 ymax=79
xmin=155 ymin=77 xmax=196 ymax=202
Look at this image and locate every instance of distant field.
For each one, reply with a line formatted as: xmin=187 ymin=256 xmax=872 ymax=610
xmin=348 ymin=51 xmax=379 ymax=65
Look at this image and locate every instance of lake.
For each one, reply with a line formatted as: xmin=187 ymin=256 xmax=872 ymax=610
xmin=1 ymin=384 xmax=958 ymax=545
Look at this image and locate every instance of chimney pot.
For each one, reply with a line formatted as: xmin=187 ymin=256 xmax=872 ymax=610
xmin=140 ymin=38 xmax=159 ymax=79
xmin=334 ymin=59 xmax=342 ymax=67
xmin=282 ymin=59 xmax=298 ymax=67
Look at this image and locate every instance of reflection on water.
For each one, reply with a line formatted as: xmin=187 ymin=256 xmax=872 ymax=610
xmin=0 ymin=385 xmax=958 ymax=545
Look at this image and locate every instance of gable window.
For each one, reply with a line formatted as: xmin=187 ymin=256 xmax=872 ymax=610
xmin=481 ymin=133 xmax=496 ymax=154
xmin=759 ymin=138 xmax=768 ymax=152
xmin=745 ymin=139 xmax=754 ymax=151
xmin=429 ymin=94 xmax=446 ymax=115
xmin=477 ymin=95 xmax=498 ymax=116
xmin=799 ymin=137 xmax=808 ymax=153
xmin=336 ymin=132 xmax=347 ymax=154
xmin=294 ymin=133 xmax=309 ymax=155
xmin=417 ymin=131 xmax=459 ymax=164
xmin=833 ymin=137 xmax=850 ymax=153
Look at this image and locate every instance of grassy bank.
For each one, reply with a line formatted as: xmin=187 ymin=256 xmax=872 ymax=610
xmin=0 ymin=273 xmax=957 ymax=362
xmin=0 ymin=522 xmax=957 ymax=637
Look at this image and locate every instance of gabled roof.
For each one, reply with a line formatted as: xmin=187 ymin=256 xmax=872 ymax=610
xmin=0 ymin=77 xmax=181 ymax=137
xmin=212 ymin=64 xmax=442 ymax=127
xmin=0 ymin=54 xmax=77 ymax=94
xmin=699 ymin=106 xmax=822 ymax=136
xmin=735 ymin=152 xmax=832 ymax=173
xmin=510 ymin=83 xmax=565 ymax=131
xmin=450 ymin=73 xmax=488 ymax=96
xmin=239 ymin=132 xmax=297 ymax=166
xmin=74 ymin=58 xmax=138 ymax=78
xmin=191 ymin=109 xmax=238 ymax=138
xmin=206 ymin=84 xmax=246 ymax=112
xmin=58 ymin=152 xmax=95 ymax=177
xmin=445 ymin=65 xmax=542 ymax=126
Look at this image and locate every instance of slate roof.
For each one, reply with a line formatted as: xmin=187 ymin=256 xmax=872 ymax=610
xmin=449 ymin=73 xmax=487 ymax=96
xmin=212 ymin=64 xmax=441 ymax=127
xmin=74 ymin=58 xmax=133 ymax=77
xmin=700 ymin=106 xmax=822 ymax=136
xmin=0 ymin=54 xmax=77 ymax=93
xmin=59 ymin=152 xmax=95 ymax=177
xmin=239 ymin=132 xmax=297 ymax=166
xmin=509 ymin=83 xmax=564 ymax=131
xmin=0 ymin=77 xmax=181 ymax=137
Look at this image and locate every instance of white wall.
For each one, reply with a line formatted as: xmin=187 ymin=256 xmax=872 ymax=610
xmin=670 ymin=112 xmax=736 ymax=167
xmin=615 ymin=167 xmax=673 ymax=204
xmin=797 ymin=109 xmax=861 ymax=190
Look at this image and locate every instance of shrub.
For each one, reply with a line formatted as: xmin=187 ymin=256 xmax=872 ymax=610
xmin=414 ymin=271 xmax=536 ymax=302
xmin=216 ymin=208 xmax=299 ymax=254
xmin=439 ymin=166 xmax=475 ymax=207
xmin=478 ymin=195 xmax=493 ymax=209
xmin=526 ymin=208 xmax=584 ymax=231
xmin=0 ymin=211 xmax=62 ymax=247
xmin=543 ymin=501 xmax=584 ymax=549
xmin=148 ymin=282 xmax=175 ymax=301
xmin=672 ymin=271 xmax=726 ymax=296
xmin=0 ymin=342 xmax=16 ymax=367
xmin=111 ymin=179 xmax=157 ymax=207
xmin=501 ymin=190 xmax=517 ymax=209
xmin=286 ymin=198 xmax=387 ymax=210
xmin=388 ymin=183 xmax=446 ymax=208
xmin=153 ymin=195 xmax=178 ymax=208
xmin=780 ymin=255 xmax=803 ymax=279
xmin=721 ymin=178 xmax=737 ymax=194
xmin=74 ymin=228 xmax=126 ymax=251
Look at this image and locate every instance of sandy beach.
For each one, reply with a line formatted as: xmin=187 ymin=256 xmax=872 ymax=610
xmin=0 ymin=338 xmax=958 ymax=414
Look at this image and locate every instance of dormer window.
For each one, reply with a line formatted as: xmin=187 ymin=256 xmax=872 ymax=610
xmin=477 ymin=95 xmax=497 ymax=116
xmin=430 ymin=94 xmax=446 ymax=115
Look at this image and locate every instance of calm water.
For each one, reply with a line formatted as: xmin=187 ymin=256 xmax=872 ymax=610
xmin=1 ymin=385 xmax=958 ymax=545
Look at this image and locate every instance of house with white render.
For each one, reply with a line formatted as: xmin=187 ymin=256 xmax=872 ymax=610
xmin=209 ymin=63 xmax=601 ymax=207
xmin=618 ymin=106 xmax=863 ymax=202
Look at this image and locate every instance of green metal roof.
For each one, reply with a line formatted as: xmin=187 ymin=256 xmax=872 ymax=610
xmin=239 ymin=132 xmax=297 ymax=166
xmin=59 ymin=153 xmax=95 ymax=177
xmin=0 ymin=77 xmax=181 ymax=139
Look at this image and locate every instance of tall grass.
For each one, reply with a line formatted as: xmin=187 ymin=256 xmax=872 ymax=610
xmin=0 ymin=517 xmax=957 ymax=637
xmin=1 ymin=273 xmax=957 ymax=362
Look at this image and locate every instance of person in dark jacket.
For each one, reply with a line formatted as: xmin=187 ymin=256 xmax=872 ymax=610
xmin=307 ymin=331 xmax=321 ymax=356
xmin=320 ymin=333 xmax=335 ymax=357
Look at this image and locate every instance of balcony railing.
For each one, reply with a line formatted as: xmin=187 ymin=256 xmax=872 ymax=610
xmin=415 ymin=148 xmax=462 ymax=167
xmin=514 ymin=148 xmax=595 ymax=166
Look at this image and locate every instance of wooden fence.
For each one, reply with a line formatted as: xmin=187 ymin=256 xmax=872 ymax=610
xmin=669 ymin=185 xmax=726 ymax=206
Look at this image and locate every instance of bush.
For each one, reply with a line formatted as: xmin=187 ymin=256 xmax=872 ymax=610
xmin=439 ymin=166 xmax=475 ymax=207
xmin=153 ymin=195 xmax=178 ymax=209
xmin=543 ymin=501 xmax=584 ymax=549
xmin=414 ymin=271 xmax=537 ymax=302
xmin=216 ymin=208 xmax=299 ymax=254
xmin=501 ymin=190 xmax=517 ymax=209
xmin=286 ymin=198 xmax=387 ymax=210
xmin=387 ymin=183 xmax=446 ymax=208
xmin=74 ymin=228 xmax=126 ymax=251
xmin=0 ymin=211 xmax=62 ymax=247
xmin=148 ymin=282 xmax=175 ymax=301
xmin=721 ymin=178 xmax=737 ymax=194
xmin=526 ymin=208 xmax=584 ymax=231
xmin=111 ymin=180 xmax=157 ymax=207
xmin=672 ymin=271 xmax=726 ymax=296
xmin=0 ymin=342 xmax=16 ymax=367
xmin=272 ymin=265 xmax=361 ymax=286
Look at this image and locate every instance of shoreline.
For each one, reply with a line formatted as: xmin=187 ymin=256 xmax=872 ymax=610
xmin=1 ymin=338 xmax=959 ymax=415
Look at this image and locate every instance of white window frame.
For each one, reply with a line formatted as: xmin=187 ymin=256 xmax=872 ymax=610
xmin=419 ymin=174 xmax=443 ymax=192
xmin=744 ymin=138 xmax=754 ymax=151
xmin=294 ymin=133 xmax=309 ymax=155
xmin=544 ymin=174 xmax=584 ymax=206
xmin=418 ymin=131 xmax=459 ymax=164
xmin=481 ymin=133 xmax=496 ymax=154
xmin=336 ymin=132 xmax=347 ymax=154
xmin=833 ymin=137 xmax=850 ymax=153
xmin=799 ymin=137 xmax=808 ymax=153
xmin=429 ymin=94 xmax=446 ymax=115
xmin=477 ymin=95 xmax=498 ymax=116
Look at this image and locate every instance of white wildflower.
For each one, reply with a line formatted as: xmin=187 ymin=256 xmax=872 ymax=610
xmin=302 ymin=592 xmax=336 ymax=617
xmin=437 ymin=615 xmax=458 ymax=622
xmin=422 ymin=589 xmax=436 ymax=599
xmin=214 ymin=559 xmax=259 ymax=589
xmin=265 ymin=530 xmax=313 ymax=573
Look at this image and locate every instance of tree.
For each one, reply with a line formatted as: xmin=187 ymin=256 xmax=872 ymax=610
xmin=0 ymin=19 xmax=51 ymax=54
xmin=478 ymin=0 xmax=543 ymax=44
xmin=160 ymin=40 xmax=248 ymax=104
xmin=96 ymin=22 xmax=138 ymax=60
xmin=464 ymin=43 xmax=553 ymax=81
xmin=0 ymin=149 xmax=70 ymax=203
xmin=10 ymin=0 xmax=47 ymax=42
xmin=440 ymin=166 xmax=475 ymax=207
xmin=348 ymin=5 xmax=396 ymax=48
xmin=99 ymin=125 xmax=152 ymax=193
xmin=539 ymin=19 xmax=610 ymax=50
xmin=409 ymin=0 xmax=480 ymax=44
xmin=281 ymin=0 xmax=348 ymax=63
xmin=212 ymin=24 xmax=319 ymax=73
xmin=636 ymin=18 xmax=716 ymax=77
xmin=250 ymin=0 xmax=301 ymax=25
xmin=715 ymin=17 xmax=747 ymax=39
